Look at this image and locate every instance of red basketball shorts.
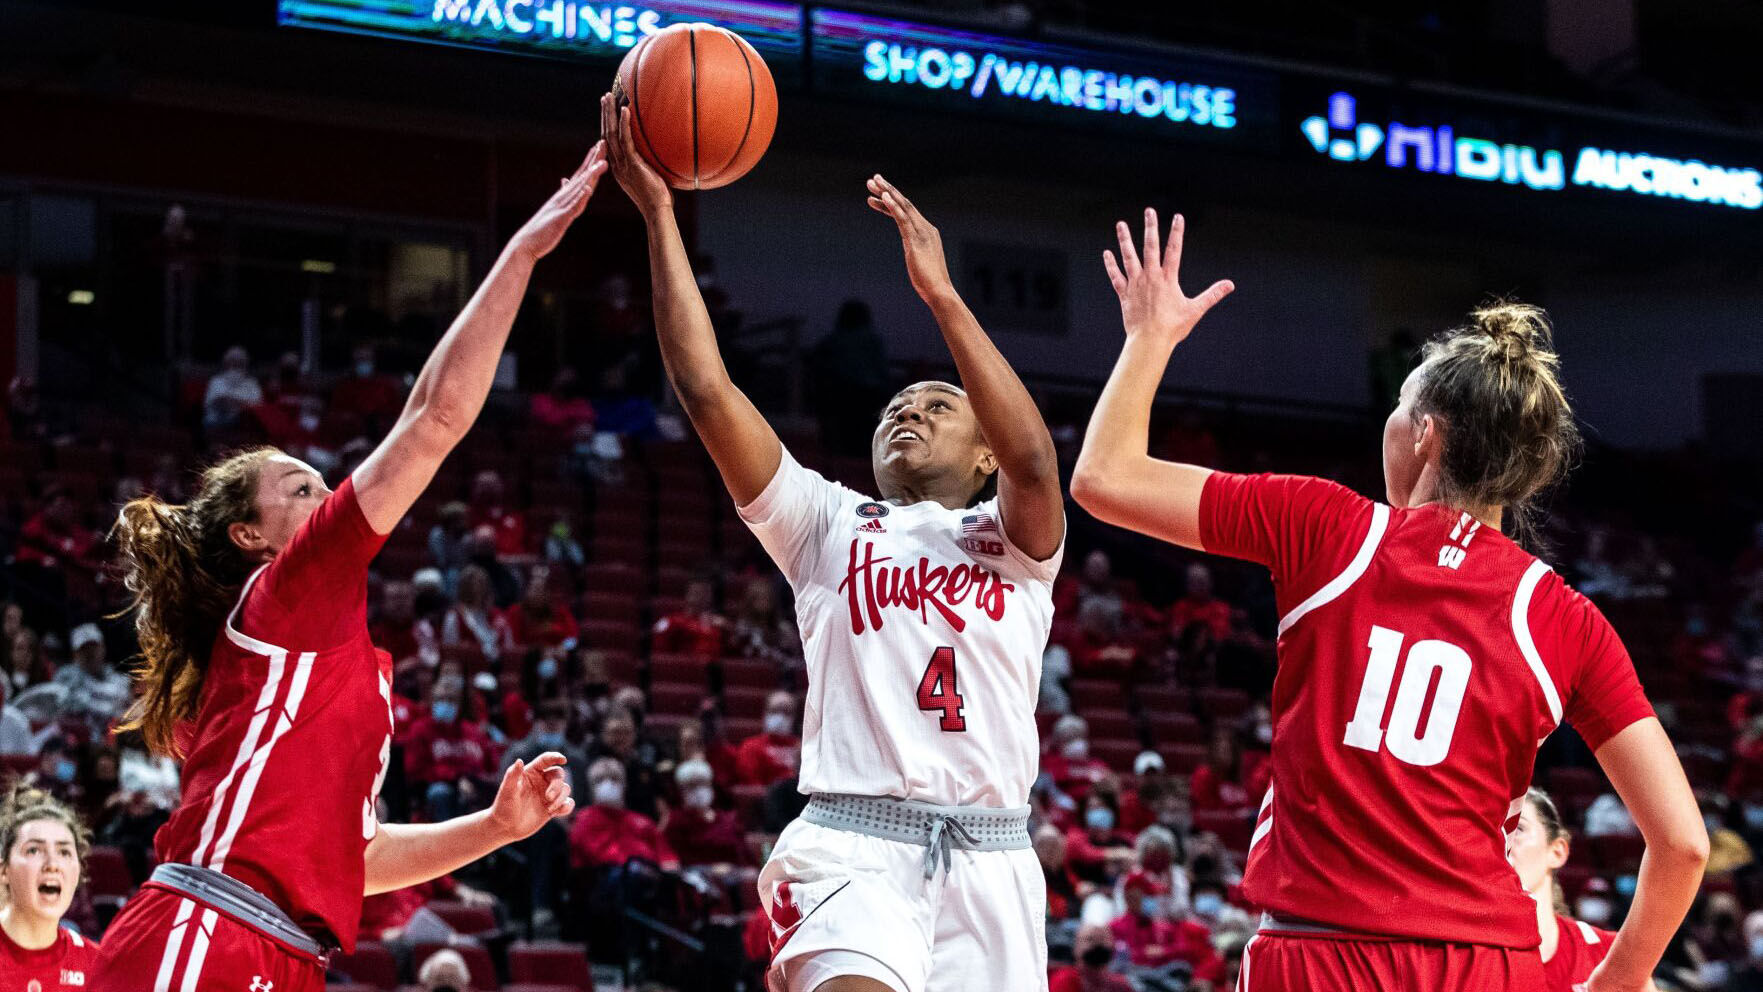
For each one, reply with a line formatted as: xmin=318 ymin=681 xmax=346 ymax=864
xmin=1238 ymin=931 xmax=1546 ymax=992
xmin=90 ymin=884 xmax=327 ymax=992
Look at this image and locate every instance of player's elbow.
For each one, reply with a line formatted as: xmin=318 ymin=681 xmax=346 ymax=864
xmin=1664 ymin=820 xmax=1712 ymax=871
xmin=1068 ymin=462 xmax=1116 ymax=515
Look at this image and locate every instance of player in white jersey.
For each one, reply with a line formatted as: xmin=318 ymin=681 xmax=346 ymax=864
xmin=602 ymin=95 xmax=1065 ymax=992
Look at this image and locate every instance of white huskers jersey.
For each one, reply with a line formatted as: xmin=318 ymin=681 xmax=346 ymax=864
xmin=739 ymin=447 xmax=1063 ymax=808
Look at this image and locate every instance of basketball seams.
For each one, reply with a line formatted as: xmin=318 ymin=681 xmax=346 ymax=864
xmin=723 ymin=33 xmax=758 ymax=187
xmin=688 ymin=26 xmax=701 ymax=190
xmin=627 ymin=37 xmax=691 ymax=189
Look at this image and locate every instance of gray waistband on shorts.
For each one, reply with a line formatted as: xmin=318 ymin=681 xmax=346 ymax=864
xmin=1257 ymin=912 xmax=1354 ymax=937
xmin=150 ymin=863 xmax=327 ymax=959
xmin=801 ymin=793 xmax=1032 ymax=880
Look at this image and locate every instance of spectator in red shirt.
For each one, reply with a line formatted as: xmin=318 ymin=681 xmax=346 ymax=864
xmin=1063 ymin=599 xmax=1138 ymax=678
xmin=1066 ymin=794 xmax=1135 ymax=885
xmin=371 ymin=579 xmax=423 ymax=665
xmin=677 ymin=717 xmax=740 ymax=794
xmin=1167 ymin=563 xmax=1231 ymax=643
xmin=728 ymin=575 xmax=801 ymax=668
xmin=1191 ymin=727 xmax=1259 ymax=815
xmin=1042 ymin=715 xmax=1110 ymax=805
xmin=530 ymin=366 xmax=596 ymax=436
xmin=15 ymin=487 xmax=102 ymax=576
xmin=442 ymin=565 xmax=514 ymax=667
xmin=663 ymin=758 xmax=748 ymax=867
xmin=404 ymin=678 xmax=497 ymax=821
xmin=1109 ymin=870 xmax=1222 ymax=980
xmin=468 ymin=470 xmax=529 ymax=558
xmin=1035 ymin=823 xmax=1086 ymax=921
xmin=506 ymin=565 xmax=579 ymax=650
xmin=329 ymin=344 xmax=404 ymax=433
xmin=570 ymin=757 xmax=677 ymax=870
xmin=734 ymin=691 xmax=801 ymax=787
xmin=651 ymin=576 xmax=728 ymax=659
xmin=1049 ymin=923 xmax=1133 ymax=992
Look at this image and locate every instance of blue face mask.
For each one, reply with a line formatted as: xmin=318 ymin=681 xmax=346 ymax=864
xmin=1140 ymin=896 xmax=1163 ymax=917
xmin=53 ymin=759 xmax=76 ymax=783
xmin=1193 ymin=892 xmax=1224 ymax=918
xmin=1085 ymin=807 xmax=1115 ymax=832
xmin=432 ymin=701 xmax=459 ymax=724
xmin=1744 ymin=804 xmax=1763 ymax=831
xmin=535 ymin=731 xmax=566 ymax=750
xmin=537 ymin=657 xmax=560 ymax=681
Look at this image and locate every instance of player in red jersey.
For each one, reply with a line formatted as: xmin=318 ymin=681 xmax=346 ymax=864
xmin=90 ymin=146 xmax=605 ymax=992
xmin=1070 ymin=209 xmax=1708 ymax=992
xmin=0 ymin=782 xmax=98 ymax=991
xmin=1508 ymin=788 xmax=1658 ymax=992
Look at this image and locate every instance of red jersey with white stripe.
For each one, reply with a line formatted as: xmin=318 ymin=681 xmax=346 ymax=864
xmin=0 ymin=924 xmax=97 ymax=991
xmin=1198 ymin=473 xmax=1652 ymax=948
xmin=155 ymin=477 xmax=393 ymax=951
xmin=1545 ymin=915 xmax=1614 ymax=992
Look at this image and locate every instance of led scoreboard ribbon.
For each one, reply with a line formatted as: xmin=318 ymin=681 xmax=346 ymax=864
xmin=277 ymin=0 xmax=803 ymax=72
xmin=809 ymin=9 xmax=1279 ymax=149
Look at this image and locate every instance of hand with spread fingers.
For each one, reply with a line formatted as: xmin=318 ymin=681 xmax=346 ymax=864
xmin=1102 ymin=208 xmax=1235 ymax=350
xmin=867 ymin=174 xmax=957 ymax=307
xmin=600 ymin=91 xmax=674 ymax=216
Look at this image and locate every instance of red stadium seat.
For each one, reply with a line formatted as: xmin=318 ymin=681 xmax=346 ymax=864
xmin=426 ymin=900 xmax=497 ymax=937
xmin=725 ymin=717 xmax=763 ymax=743
xmin=508 ymin=941 xmax=593 ymax=989
xmin=1091 ymin=737 xmax=1141 ymax=772
xmin=1148 ymin=712 xmax=1202 ymax=746
xmin=1193 ymin=808 xmax=1255 ymax=854
xmin=649 ymin=653 xmax=710 ymax=687
xmin=720 ymin=658 xmax=780 ymax=690
xmin=1068 ymin=679 xmax=1125 ymax=713
xmin=650 ymin=680 xmax=708 ymax=716
xmin=730 ymin=783 xmax=769 ymax=824
xmin=581 ymin=592 xmax=640 ymax=626
xmin=657 ymin=541 xmax=713 ymax=571
xmin=1163 ymin=744 xmax=1209 ymax=774
xmin=580 ymin=619 xmax=640 ymax=653
xmin=1198 ymin=688 xmax=1250 ymax=721
xmin=1136 ymin=685 xmax=1191 ymax=715
xmin=411 ymin=943 xmax=496 ymax=990
xmin=1080 ymin=708 xmax=1135 ymax=741
xmin=86 ymin=846 xmax=132 ymax=906
xmin=724 ymin=686 xmax=771 ymax=719
xmin=330 ymin=942 xmax=399 ymax=991
xmin=583 ymin=562 xmax=645 ymax=594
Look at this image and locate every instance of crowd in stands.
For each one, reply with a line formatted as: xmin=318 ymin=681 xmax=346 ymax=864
xmin=3 ymin=317 xmax=1763 ymax=990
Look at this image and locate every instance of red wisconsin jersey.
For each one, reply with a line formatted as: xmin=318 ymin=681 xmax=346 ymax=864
xmin=1545 ymin=915 xmax=1615 ymax=992
xmin=0 ymin=924 xmax=97 ymax=991
xmin=155 ymin=476 xmax=392 ymax=951
xmin=1199 ymin=473 xmax=1652 ymax=948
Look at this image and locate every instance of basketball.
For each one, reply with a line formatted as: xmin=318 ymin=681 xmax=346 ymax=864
xmin=615 ymin=23 xmax=778 ymax=190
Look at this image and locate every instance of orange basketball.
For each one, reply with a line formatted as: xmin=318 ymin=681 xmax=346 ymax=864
xmin=616 ymin=24 xmax=778 ymax=190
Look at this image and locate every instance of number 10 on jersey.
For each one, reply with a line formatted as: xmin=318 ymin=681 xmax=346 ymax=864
xmin=917 ymin=646 xmax=967 ymax=732
xmin=1343 ymin=625 xmax=1472 ymax=767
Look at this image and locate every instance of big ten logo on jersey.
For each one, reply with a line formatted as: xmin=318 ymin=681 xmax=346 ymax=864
xmin=959 ymin=511 xmax=1005 ymax=557
xmin=1437 ymin=511 xmax=1483 ymax=570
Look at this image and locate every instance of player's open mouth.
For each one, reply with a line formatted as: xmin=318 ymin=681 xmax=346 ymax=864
xmin=37 ymin=880 xmax=61 ymax=898
xmin=888 ymin=428 xmax=924 ymax=445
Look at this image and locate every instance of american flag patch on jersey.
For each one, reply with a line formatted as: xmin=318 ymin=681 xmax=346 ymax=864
xmin=961 ymin=513 xmax=999 ymax=536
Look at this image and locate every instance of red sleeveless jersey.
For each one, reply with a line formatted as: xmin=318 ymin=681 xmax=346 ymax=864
xmin=154 ymin=477 xmax=393 ymax=951
xmin=1198 ymin=473 xmax=1652 ymax=948
xmin=1545 ymin=915 xmax=1615 ymax=991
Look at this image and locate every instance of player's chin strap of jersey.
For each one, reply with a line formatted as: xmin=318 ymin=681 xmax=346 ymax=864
xmin=801 ymin=793 xmax=1033 ymax=881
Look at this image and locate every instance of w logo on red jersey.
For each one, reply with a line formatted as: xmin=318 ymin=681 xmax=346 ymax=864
xmin=856 ymin=518 xmax=886 ymax=535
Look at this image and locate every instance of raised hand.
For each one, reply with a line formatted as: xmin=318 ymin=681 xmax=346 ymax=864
xmin=1102 ymin=208 xmax=1234 ymax=349
xmin=487 ymin=752 xmax=575 ymax=842
xmin=601 ymin=91 xmax=674 ymax=217
xmin=508 ymin=143 xmax=607 ymax=262
xmin=867 ymin=174 xmax=955 ymax=306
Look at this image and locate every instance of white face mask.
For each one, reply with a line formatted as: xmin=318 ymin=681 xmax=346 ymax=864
xmin=1061 ymin=738 xmax=1089 ymax=760
xmin=1750 ymin=935 xmax=1763 ymax=962
xmin=763 ymin=712 xmax=792 ymax=737
xmin=684 ymin=785 xmax=715 ymax=810
xmin=592 ymin=779 xmax=624 ymax=807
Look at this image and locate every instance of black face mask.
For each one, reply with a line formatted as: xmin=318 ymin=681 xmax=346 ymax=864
xmin=1081 ymin=945 xmax=1113 ymax=968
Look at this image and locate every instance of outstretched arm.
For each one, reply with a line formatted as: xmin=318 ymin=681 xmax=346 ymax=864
xmin=352 ymin=146 xmax=607 ymax=534
xmin=1069 ymin=209 xmax=1234 ymax=551
xmin=866 ymin=175 xmax=1062 ymax=560
xmin=1586 ymin=718 xmax=1708 ymax=992
xmin=364 ymin=754 xmax=574 ymax=894
xmin=600 ymin=93 xmax=780 ymax=506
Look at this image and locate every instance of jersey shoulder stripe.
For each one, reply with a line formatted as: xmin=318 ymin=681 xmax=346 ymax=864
xmin=1277 ymin=503 xmax=1390 ymax=637
xmin=1512 ymin=559 xmax=1563 ymax=727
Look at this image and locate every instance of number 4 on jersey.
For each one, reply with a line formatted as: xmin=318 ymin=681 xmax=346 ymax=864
xmin=916 ymin=646 xmax=967 ymax=732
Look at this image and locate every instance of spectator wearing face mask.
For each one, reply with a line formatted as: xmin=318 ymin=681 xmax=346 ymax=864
xmin=505 ymin=565 xmax=578 ymax=650
xmin=663 ymin=759 xmax=747 ymax=867
xmin=26 ymin=738 xmax=81 ymax=802
xmin=1121 ymin=751 xmax=1175 ymax=833
xmin=570 ymin=758 xmax=677 ymax=871
xmin=1066 ymin=795 xmax=1135 ymax=886
xmin=415 ymin=947 xmax=472 ymax=992
xmin=734 ymin=692 xmax=801 ymax=787
xmin=468 ymin=470 xmax=530 ymax=558
xmin=1113 ymin=826 xmax=1189 ymax=921
xmin=404 ymin=680 xmax=497 ymax=821
xmin=1187 ymin=878 xmax=1252 ymax=945
xmin=502 ymin=701 xmax=585 ymax=932
xmin=1110 ymin=870 xmax=1222 ymax=980
xmin=590 ymin=705 xmax=662 ymax=818
xmin=330 ymin=343 xmax=404 ymax=433
xmin=1048 ymin=922 xmax=1133 ymax=992
xmin=1043 ymin=715 xmax=1109 ymax=807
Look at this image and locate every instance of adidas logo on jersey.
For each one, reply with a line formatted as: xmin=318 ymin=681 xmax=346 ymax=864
xmin=856 ymin=518 xmax=886 ymax=534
